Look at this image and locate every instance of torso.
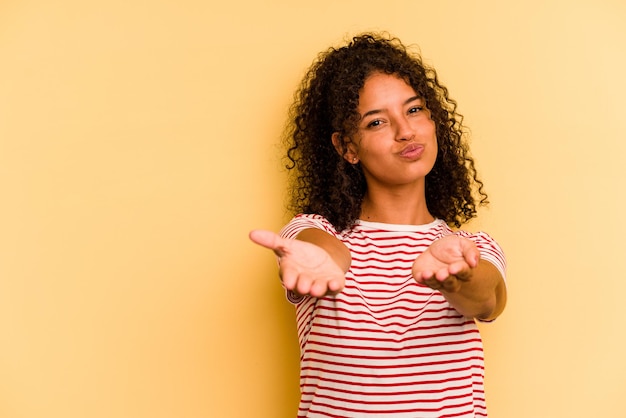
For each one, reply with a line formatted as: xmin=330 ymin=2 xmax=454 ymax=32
xmin=282 ymin=215 xmax=503 ymax=417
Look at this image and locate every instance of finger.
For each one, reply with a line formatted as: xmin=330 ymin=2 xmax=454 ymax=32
xmin=423 ymin=277 xmax=442 ymax=290
xmin=309 ymin=279 xmax=329 ymax=298
xmin=435 ymin=268 xmax=452 ymax=281
xmin=458 ymin=237 xmax=480 ymax=267
xmin=448 ymin=261 xmax=472 ymax=280
xmin=413 ymin=270 xmax=434 ymax=284
xmin=249 ymin=229 xmax=286 ymax=255
xmin=441 ymin=276 xmax=462 ymax=292
xmin=295 ymin=273 xmax=314 ymax=296
xmin=280 ymin=265 xmax=297 ymax=290
xmin=327 ymin=278 xmax=344 ymax=294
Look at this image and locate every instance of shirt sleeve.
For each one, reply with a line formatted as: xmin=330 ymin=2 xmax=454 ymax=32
xmin=278 ymin=214 xmax=339 ymax=304
xmin=456 ymin=230 xmax=507 ymax=323
xmin=457 ymin=230 xmax=507 ymax=281
xmin=279 ymin=213 xmax=340 ymax=239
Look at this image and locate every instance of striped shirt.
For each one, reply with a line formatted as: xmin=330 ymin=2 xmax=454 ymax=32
xmin=280 ymin=214 xmax=506 ymax=418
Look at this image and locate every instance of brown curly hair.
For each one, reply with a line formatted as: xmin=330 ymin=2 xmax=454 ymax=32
xmin=283 ymin=33 xmax=488 ymax=232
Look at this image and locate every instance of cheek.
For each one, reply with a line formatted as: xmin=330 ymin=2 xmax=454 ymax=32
xmin=427 ymin=124 xmax=438 ymax=151
xmin=353 ymin=135 xmax=380 ymax=157
xmin=430 ymin=138 xmax=439 ymax=162
xmin=421 ymin=119 xmax=437 ymax=137
xmin=359 ymin=143 xmax=389 ymax=161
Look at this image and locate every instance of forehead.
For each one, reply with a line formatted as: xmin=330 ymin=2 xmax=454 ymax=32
xmin=358 ymin=73 xmax=418 ymax=108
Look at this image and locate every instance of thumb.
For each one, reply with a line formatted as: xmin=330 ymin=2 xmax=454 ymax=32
xmin=458 ymin=237 xmax=480 ymax=267
xmin=249 ymin=229 xmax=285 ymax=253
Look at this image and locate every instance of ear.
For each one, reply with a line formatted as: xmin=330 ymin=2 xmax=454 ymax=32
xmin=331 ymin=132 xmax=359 ymax=164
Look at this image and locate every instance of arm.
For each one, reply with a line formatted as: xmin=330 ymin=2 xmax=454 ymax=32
xmin=412 ymin=235 xmax=507 ymax=321
xmin=249 ymin=228 xmax=351 ymax=297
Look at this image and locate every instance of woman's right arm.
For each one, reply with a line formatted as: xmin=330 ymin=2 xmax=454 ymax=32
xmin=249 ymin=228 xmax=351 ymax=297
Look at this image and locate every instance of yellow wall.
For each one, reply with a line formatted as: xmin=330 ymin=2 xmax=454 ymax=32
xmin=1 ymin=1 xmax=625 ymax=417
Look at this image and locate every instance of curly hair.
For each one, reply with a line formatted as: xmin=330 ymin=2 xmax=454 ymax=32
xmin=283 ymin=33 xmax=488 ymax=232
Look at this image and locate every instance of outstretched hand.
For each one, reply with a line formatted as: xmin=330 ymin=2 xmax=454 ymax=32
xmin=249 ymin=229 xmax=345 ymax=297
xmin=412 ymin=235 xmax=480 ymax=293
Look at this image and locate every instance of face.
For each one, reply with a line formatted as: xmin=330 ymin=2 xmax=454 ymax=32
xmin=339 ymin=72 xmax=438 ymax=190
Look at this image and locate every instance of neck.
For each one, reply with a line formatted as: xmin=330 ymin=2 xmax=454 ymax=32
xmin=359 ymin=183 xmax=434 ymax=226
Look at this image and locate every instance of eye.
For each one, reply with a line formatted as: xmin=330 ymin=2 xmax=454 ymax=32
xmin=367 ymin=119 xmax=383 ymax=128
xmin=408 ymin=106 xmax=423 ymax=114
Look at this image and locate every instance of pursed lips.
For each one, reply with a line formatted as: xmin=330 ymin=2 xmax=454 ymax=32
xmin=399 ymin=143 xmax=424 ymax=158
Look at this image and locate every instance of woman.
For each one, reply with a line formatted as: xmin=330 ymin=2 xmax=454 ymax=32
xmin=250 ymin=33 xmax=507 ymax=418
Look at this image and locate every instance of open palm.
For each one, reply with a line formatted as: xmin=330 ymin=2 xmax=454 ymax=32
xmin=412 ymin=235 xmax=480 ymax=292
xmin=249 ymin=229 xmax=345 ymax=297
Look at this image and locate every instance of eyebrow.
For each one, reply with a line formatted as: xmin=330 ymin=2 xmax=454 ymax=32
xmin=361 ymin=95 xmax=422 ymax=119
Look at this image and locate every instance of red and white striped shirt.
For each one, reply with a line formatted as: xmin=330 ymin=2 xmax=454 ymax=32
xmin=280 ymin=214 xmax=506 ymax=418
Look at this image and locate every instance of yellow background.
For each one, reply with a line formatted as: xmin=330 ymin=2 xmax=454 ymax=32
xmin=1 ymin=1 xmax=625 ymax=417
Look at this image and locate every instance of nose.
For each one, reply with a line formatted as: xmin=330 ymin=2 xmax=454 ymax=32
xmin=394 ymin=116 xmax=415 ymax=142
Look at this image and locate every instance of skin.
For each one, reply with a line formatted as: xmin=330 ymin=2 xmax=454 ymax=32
xmin=250 ymin=73 xmax=507 ymax=321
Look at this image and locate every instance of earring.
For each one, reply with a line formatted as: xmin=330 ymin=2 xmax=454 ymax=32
xmin=352 ymin=157 xmax=358 ymax=163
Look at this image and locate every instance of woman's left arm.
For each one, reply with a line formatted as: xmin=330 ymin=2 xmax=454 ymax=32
xmin=412 ymin=235 xmax=507 ymax=321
